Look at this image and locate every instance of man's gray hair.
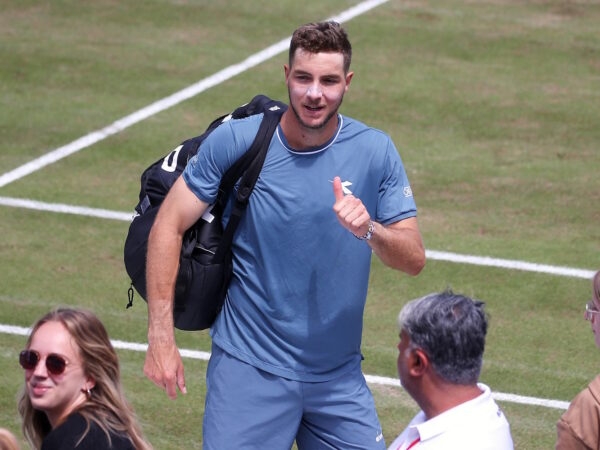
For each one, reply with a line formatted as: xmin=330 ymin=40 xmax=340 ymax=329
xmin=398 ymin=290 xmax=488 ymax=385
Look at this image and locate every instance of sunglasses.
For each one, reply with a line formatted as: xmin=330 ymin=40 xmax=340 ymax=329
xmin=19 ymin=349 xmax=69 ymax=376
xmin=585 ymin=301 xmax=600 ymax=322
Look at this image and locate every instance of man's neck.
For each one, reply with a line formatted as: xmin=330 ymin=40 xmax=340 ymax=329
xmin=420 ymin=382 xmax=483 ymax=420
xmin=279 ymin=110 xmax=339 ymax=150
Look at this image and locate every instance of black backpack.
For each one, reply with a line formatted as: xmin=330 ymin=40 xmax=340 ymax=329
xmin=124 ymin=94 xmax=286 ymax=330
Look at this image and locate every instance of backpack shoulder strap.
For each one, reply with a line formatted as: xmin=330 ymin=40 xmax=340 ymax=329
xmin=212 ymin=102 xmax=285 ymax=262
xmin=218 ymin=98 xmax=286 ymax=194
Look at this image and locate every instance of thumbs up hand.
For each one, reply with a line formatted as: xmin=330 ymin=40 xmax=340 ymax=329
xmin=332 ymin=176 xmax=372 ymax=240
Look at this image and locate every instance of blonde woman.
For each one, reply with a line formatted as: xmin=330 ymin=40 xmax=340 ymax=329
xmin=17 ymin=308 xmax=152 ymax=449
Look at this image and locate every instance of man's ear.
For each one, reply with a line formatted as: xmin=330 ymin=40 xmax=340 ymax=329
xmin=344 ymin=71 xmax=354 ymax=90
xmin=409 ymin=348 xmax=429 ymax=377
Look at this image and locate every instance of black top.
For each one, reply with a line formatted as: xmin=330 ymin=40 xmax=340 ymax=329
xmin=41 ymin=412 xmax=135 ymax=450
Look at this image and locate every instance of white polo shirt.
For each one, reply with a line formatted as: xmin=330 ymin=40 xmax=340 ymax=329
xmin=388 ymin=383 xmax=514 ymax=450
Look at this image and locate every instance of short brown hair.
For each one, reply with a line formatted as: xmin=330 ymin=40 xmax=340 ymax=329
xmin=289 ymin=21 xmax=352 ymax=73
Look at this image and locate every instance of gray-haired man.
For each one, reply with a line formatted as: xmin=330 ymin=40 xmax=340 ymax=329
xmin=388 ymin=290 xmax=513 ymax=450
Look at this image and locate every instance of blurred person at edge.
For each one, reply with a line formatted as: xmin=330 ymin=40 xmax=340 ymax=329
xmin=0 ymin=428 xmax=20 ymax=450
xmin=388 ymin=290 xmax=514 ymax=450
xmin=17 ymin=308 xmax=152 ymax=450
xmin=556 ymin=270 xmax=600 ymax=450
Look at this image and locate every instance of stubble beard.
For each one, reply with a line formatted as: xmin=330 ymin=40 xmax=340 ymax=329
xmin=288 ymin=90 xmax=344 ymax=131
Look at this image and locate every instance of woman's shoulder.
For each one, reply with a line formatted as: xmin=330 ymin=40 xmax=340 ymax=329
xmin=41 ymin=412 xmax=135 ymax=450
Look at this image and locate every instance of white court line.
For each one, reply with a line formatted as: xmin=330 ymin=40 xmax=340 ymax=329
xmin=0 ymin=0 xmax=390 ymax=189
xmin=0 ymin=195 xmax=586 ymax=411
xmin=0 ymin=196 xmax=133 ymax=222
xmin=1 ymin=0 xmax=591 ymax=280
xmin=1 ymin=194 xmax=595 ymax=280
xmin=0 ymin=324 xmax=570 ymax=410
xmin=426 ymin=250 xmax=595 ymax=280
xmin=0 ymin=0 xmax=581 ymax=414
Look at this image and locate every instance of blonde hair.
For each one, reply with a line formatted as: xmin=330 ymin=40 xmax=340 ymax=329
xmin=17 ymin=308 xmax=152 ymax=450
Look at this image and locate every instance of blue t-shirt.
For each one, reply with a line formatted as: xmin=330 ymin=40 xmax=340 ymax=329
xmin=183 ymin=113 xmax=417 ymax=382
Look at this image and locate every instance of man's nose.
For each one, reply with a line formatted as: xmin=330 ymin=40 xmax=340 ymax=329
xmin=306 ymin=84 xmax=323 ymax=98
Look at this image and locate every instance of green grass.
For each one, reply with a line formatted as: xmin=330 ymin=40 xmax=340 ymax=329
xmin=1 ymin=0 xmax=600 ymax=448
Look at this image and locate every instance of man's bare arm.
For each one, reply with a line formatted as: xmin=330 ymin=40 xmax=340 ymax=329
xmin=143 ymin=176 xmax=209 ymax=399
xmin=366 ymin=217 xmax=425 ymax=275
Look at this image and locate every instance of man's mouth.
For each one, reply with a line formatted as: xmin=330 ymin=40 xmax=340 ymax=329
xmin=305 ymin=104 xmax=323 ymax=112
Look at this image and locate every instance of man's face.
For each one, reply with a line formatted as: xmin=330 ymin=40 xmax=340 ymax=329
xmin=396 ymin=329 xmax=414 ymax=390
xmin=284 ymin=49 xmax=353 ymax=132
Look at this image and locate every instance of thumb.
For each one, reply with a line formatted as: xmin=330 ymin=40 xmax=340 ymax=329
xmin=332 ymin=176 xmax=344 ymax=201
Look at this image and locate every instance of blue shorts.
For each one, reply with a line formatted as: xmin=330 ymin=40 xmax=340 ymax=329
xmin=202 ymin=343 xmax=386 ymax=450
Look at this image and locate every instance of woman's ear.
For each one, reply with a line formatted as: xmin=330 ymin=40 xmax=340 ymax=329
xmin=84 ymin=376 xmax=96 ymax=392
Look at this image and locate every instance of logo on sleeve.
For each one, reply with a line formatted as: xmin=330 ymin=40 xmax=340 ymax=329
xmin=404 ymin=186 xmax=413 ymax=198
